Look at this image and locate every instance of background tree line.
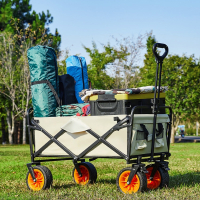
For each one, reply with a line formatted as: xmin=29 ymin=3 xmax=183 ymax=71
xmin=0 ymin=0 xmax=61 ymax=144
xmin=0 ymin=0 xmax=199 ymax=144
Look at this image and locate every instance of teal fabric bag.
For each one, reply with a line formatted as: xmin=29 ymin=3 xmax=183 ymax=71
xmin=27 ymin=45 xmax=59 ymax=117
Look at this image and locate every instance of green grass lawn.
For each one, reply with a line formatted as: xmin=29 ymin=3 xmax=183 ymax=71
xmin=0 ymin=143 xmax=200 ymax=200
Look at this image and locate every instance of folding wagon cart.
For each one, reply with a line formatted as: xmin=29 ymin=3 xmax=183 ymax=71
xmin=26 ymin=43 xmax=172 ymax=194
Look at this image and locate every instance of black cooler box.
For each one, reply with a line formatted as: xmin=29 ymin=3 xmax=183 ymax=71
xmin=89 ymin=93 xmax=166 ymax=116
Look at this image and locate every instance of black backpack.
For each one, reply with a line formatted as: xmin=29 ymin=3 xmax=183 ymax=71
xmin=59 ymin=74 xmax=78 ymax=105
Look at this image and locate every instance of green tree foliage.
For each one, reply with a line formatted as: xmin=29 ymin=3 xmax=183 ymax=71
xmin=83 ymin=42 xmax=128 ymax=89
xmin=163 ymin=55 xmax=200 ymax=122
xmin=139 ymin=35 xmax=157 ymax=86
xmin=139 ymin=35 xmax=200 ymax=142
xmin=57 ymin=49 xmax=70 ymax=76
xmin=0 ymin=0 xmax=61 ymax=54
xmin=163 ymin=55 xmax=200 ymax=141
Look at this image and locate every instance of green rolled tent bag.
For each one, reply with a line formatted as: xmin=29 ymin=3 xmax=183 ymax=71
xmin=27 ymin=45 xmax=60 ymax=117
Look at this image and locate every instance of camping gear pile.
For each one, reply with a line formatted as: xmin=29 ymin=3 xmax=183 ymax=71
xmin=26 ymin=44 xmax=172 ymax=194
xmin=27 ymin=46 xmax=89 ymax=117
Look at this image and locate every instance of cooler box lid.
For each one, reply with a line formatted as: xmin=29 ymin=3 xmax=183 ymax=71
xmin=89 ymin=93 xmax=165 ymax=101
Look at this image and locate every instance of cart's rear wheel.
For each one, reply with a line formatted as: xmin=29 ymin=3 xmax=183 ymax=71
xmin=26 ymin=165 xmax=53 ymax=191
xmin=85 ymin=162 xmax=97 ymax=183
xmin=72 ymin=162 xmax=97 ymax=185
xmin=116 ymin=167 xmax=147 ymax=194
xmin=146 ymin=165 xmax=169 ymax=189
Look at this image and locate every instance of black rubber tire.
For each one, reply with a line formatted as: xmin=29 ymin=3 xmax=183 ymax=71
xmin=116 ymin=167 xmax=147 ymax=194
xmin=72 ymin=162 xmax=97 ymax=185
xmin=146 ymin=164 xmax=169 ymax=189
xmin=158 ymin=167 xmax=169 ymax=188
xmin=84 ymin=162 xmax=97 ymax=183
xmin=26 ymin=165 xmax=53 ymax=191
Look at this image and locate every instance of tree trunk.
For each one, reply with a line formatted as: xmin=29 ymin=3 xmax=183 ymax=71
xmin=6 ymin=108 xmax=12 ymax=144
xmin=14 ymin=122 xmax=18 ymax=144
xmin=23 ymin=117 xmax=26 ymax=144
xmin=196 ymin=121 xmax=199 ymax=136
xmin=17 ymin=121 xmax=21 ymax=144
xmin=171 ymin=114 xmax=180 ymax=143
xmin=6 ymin=108 xmax=15 ymax=144
xmin=1 ymin=115 xmax=6 ymax=144
xmin=171 ymin=126 xmax=175 ymax=143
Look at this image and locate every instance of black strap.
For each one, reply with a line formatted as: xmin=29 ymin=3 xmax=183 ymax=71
xmin=31 ymin=80 xmax=60 ymax=106
xmin=79 ymin=57 xmax=85 ymax=89
xmin=156 ymin=123 xmax=163 ymax=137
xmin=137 ymin=124 xmax=149 ymax=140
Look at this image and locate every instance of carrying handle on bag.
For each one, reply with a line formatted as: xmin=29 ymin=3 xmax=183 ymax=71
xmin=152 ymin=43 xmax=168 ymax=63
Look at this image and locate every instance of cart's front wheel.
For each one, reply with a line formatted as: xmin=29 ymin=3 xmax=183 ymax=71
xmin=116 ymin=167 xmax=147 ymax=194
xmin=26 ymin=165 xmax=53 ymax=191
xmin=146 ymin=165 xmax=169 ymax=189
xmin=72 ymin=162 xmax=97 ymax=185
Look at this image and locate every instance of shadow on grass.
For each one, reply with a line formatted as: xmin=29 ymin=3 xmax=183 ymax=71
xmin=96 ymin=171 xmax=200 ymax=188
xmin=169 ymin=171 xmax=200 ymax=188
xmin=96 ymin=178 xmax=116 ymax=184
xmin=52 ymin=171 xmax=200 ymax=191
xmin=53 ymin=183 xmax=75 ymax=189
xmin=53 ymin=179 xmax=117 ymax=189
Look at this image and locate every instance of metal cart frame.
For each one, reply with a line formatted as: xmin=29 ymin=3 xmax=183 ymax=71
xmin=26 ymin=43 xmax=172 ymax=192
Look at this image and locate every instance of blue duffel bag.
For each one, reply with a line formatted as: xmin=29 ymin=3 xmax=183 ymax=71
xmin=66 ymin=56 xmax=89 ymax=103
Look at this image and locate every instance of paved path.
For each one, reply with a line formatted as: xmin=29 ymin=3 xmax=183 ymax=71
xmin=175 ymin=136 xmax=200 ymax=143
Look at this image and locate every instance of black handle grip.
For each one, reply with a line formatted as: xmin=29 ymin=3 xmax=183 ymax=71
xmin=96 ymin=101 xmax=118 ymax=111
xmin=96 ymin=99 xmax=116 ymax=102
xmin=152 ymin=43 xmax=168 ymax=63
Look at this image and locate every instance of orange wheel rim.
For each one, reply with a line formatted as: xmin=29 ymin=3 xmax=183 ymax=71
xmin=28 ymin=169 xmax=45 ymax=191
xmin=119 ymin=170 xmax=140 ymax=194
xmin=146 ymin=167 xmax=161 ymax=189
xmin=74 ymin=165 xmax=90 ymax=185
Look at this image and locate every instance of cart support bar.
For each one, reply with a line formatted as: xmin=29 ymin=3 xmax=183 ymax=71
xmin=27 ymin=163 xmax=36 ymax=182
xmin=78 ymin=116 xmax=130 ymax=160
xmin=34 ymin=129 xmax=66 ymax=157
xmin=127 ymin=165 xmax=139 ymax=185
xmin=31 ymin=119 xmax=77 ymax=159
xmin=127 ymin=164 xmax=146 ymax=185
xmin=73 ymin=161 xmax=82 ymax=177
xmin=149 ymin=162 xmax=159 ymax=180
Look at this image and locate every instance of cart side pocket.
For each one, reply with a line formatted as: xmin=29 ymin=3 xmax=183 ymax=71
xmin=130 ymin=121 xmax=168 ymax=156
xmin=144 ymin=123 xmax=165 ymax=148
xmin=134 ymin=124 xmax=148 ymax=150
xmin=154 ymin=123 xmax=166 ymax=148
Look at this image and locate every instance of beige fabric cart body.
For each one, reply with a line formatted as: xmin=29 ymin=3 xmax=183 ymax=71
xmin=34 ymin=114 xmax=169 ymax=157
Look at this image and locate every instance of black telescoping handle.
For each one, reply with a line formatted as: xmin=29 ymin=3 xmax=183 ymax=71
xmin=152 ymin=43 xmax=168 ymax=63
xmin=150 ymin=42 xmax=168 ymax=161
